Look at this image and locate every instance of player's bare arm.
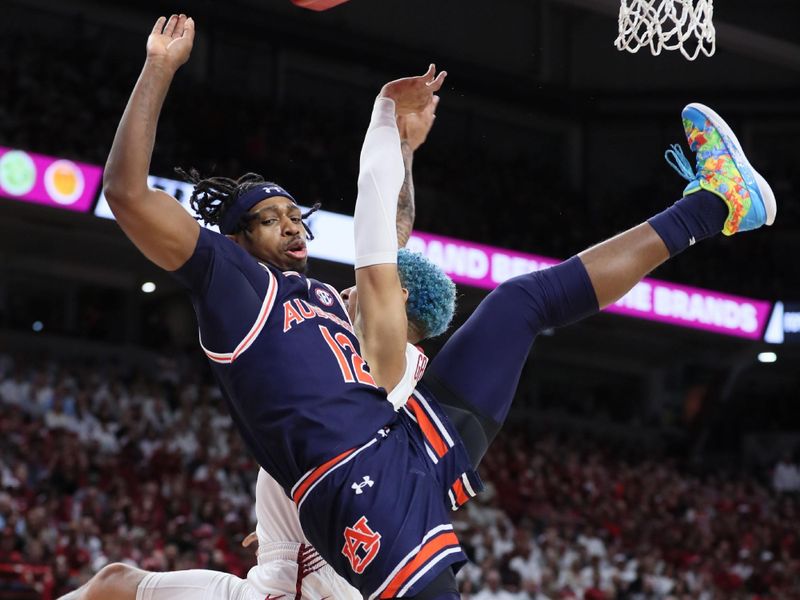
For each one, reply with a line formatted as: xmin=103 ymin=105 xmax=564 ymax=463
xmin=354 ymin=65 xmax=445 ymax=391
xmin=396 ymin=143 xmax=416 ymax=249
xmin=396 ymin=96 xmax=439 ymax=248
xmin=103 ymin=14 xmax=200 ymax=272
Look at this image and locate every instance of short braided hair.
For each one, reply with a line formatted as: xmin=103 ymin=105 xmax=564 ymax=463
xmin=175 ymin=168 xmax=266 ymax=231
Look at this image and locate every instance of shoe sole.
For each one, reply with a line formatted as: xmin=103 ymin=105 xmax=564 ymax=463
xmin=685 ymin=102 xmax=777 ymax=226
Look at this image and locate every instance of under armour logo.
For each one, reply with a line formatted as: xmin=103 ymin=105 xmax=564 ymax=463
xmin=262 ymin=185 xmax=285 ymax=195
xmin=378 ymin=427 xmax=389 ymax=438
xmin=689 ymin=236 xmax=696 ymax=246
xmin=352 ymin=476 xmax=374 ymax=495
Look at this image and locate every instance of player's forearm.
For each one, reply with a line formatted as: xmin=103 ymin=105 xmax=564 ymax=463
xmin=353 ymin=97 xmax=408 ymax=388
xmin=104 ymin=58 xmax=175 ymax=203
xmin=396 ymin=142 xmax=415 ymax=248
xmin=356 ymin=265 xmax=408 ymax=391
xmin=353 ymin=97 xmax=405 ymax=269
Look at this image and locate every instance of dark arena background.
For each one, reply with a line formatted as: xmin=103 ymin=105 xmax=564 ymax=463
xmin=2 ymin=0 xmax=800 ymax=598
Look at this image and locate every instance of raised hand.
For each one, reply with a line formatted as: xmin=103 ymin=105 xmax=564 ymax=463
xmin=397 ymin=95 xmax=439 ymax=152
xmin=147 ymin=14 xmax=195 ymax=72
xmin=380 ymin=64 xmax=446 ymax=117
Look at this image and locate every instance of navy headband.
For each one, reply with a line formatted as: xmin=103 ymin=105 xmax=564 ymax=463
xmin=219 ymin=183 xmax=297 ymax=235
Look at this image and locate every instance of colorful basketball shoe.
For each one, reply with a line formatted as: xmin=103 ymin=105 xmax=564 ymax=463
xmin=665 ymin=102 xmax=777 ymax=235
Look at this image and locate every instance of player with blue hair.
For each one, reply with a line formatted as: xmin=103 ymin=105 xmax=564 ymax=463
xmin=86 ymin=12 xmax=776 ymax=600
xmin=398 ymin=247 xmax=456 ymax=339
xmin=329 ymin=64 xmax=777 ymax=600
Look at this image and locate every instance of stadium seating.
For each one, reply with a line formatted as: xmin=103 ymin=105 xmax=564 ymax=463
xmin=2 ymin=352 xmax=798 ymax=598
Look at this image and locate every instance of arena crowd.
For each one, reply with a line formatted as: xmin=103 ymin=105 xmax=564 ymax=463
xmin=1 ymin=352 xmax=798 ymax=599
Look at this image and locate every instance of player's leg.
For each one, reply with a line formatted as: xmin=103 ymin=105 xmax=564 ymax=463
xmin=135 ymin=569 xmax=262 ymax=600
xmin=422 ymin=252 xmax=600 ymax=465
xmin=56 ymin=563 xmax=148 ymax=600
xmin=60 ymin=562 xmax=262 ymax=600
xmin=426 ymin=102 xmax=776 ymax=466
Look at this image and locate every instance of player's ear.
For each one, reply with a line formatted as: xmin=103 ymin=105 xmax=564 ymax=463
xmin=401 ymin=287 xmax=409 ymax=303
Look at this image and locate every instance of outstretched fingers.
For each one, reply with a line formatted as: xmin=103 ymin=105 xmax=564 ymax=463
xmin=172 ymin=14 xmax=189 ymax=39
xmin=163 ymin=14 xmax=179 ymax=37
xmin=174 ymin=14 xmax=188 ymax=37
xmin=181 ymin=16 xmax=195 ymax=41
xmin=151 ymin=16 xmax=166 ymax=34
xmin=427 ymin=70 xmax=447 ymax=92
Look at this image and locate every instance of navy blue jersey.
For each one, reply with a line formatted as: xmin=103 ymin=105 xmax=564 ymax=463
xmin=173 ymin=228 xmax=397 ymax=490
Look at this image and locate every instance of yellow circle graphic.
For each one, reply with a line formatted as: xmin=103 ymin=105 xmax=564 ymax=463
xmin=44 ymin=160 xmax=85 ymax=205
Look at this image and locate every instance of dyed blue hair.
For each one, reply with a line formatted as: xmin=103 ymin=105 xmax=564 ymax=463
xmin=397 ymin=248 xmax=456 ymax=339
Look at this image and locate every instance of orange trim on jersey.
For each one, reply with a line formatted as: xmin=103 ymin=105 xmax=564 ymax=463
xmin=378 ymin=532 xmax=460 ymax=599
xmin=201 ymin=267 xmax=278 ymax=364
xmin=406 ymin=397 xmax=448 ymax=459
xmin=452 ymin=478 xmax=470 ymax=507
xmin=292 ymin=446 xmax=356 ymax=505
xmin=232 ymin=276 xmax=276 ymax=360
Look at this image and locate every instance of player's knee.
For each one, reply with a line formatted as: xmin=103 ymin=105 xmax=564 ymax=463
xmin=495 ymin=269 xmax=541 ymax=297
xmin=493 ymin=272 xmax=549 ymax=323
xmin=84 ymin=563 xmax=145 ymax=600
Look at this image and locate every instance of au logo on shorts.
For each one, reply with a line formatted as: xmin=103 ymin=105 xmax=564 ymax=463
xmin=342 ymin=516 xmax=381 ymax=574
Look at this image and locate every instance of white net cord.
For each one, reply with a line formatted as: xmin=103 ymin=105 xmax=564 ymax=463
xmin=615 ymin=0 xmax=716 ymax=61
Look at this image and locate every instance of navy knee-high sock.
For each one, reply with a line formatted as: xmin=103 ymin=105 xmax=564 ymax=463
xmin=647 ymin=190 xmax=728 ymax=256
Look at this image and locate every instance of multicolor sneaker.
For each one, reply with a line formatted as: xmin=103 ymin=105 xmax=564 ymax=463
xmin=665 ymin=102 xmax=777 ymax=235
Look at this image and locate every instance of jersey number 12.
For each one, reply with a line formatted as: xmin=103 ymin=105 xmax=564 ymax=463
xmin=319 ymin=325 xmax=377 ymax=387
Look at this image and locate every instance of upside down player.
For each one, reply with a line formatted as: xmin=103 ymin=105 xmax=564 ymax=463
xmin=89 ymin=13 xmax=776 ymax=600
xmin=57 ymin=88 xmax=445 ymax=600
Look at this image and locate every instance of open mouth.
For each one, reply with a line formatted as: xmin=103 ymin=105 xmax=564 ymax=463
xmin=285 ymin=239 xmax=308 ymax=260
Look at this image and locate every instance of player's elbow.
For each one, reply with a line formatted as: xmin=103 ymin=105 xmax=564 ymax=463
xmin=102 ymin=178 xmax=136 ymax=207
xmin=102 ymin=165 xmax=147 ymax=208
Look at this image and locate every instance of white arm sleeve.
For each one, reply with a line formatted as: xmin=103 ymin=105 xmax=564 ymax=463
xmin=353 ymin=96 xmax=405 ymax=269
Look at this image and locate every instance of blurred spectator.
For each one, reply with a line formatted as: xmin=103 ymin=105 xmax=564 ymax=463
xmin=772 ymin=453 xmax=800 ymax=493
xmin=2 ymin=360 xmax=800 ymax=598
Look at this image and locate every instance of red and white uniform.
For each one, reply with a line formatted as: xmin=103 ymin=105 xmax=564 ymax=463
xmin=245 ymin=469 xmax=360 ymax=600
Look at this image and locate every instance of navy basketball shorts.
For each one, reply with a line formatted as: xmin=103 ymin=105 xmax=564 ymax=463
xmin=292 ymin=391 xmax=483 ymax=599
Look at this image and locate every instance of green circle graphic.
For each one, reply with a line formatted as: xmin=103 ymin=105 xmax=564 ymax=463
xmin=0 ymin=150 xmax=37 ymax=196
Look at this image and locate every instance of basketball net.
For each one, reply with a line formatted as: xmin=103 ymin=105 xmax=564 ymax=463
xmin=615 ymin=0 xmax=715 ymax=61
